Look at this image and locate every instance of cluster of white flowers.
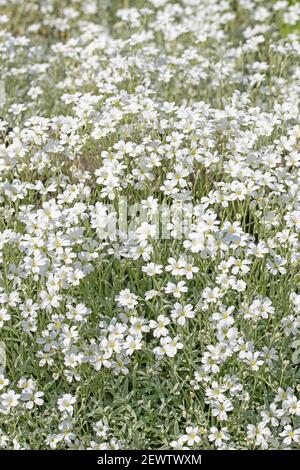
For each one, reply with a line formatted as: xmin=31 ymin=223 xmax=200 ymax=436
xmin=0 ymin=0 xmax=299 ymax=450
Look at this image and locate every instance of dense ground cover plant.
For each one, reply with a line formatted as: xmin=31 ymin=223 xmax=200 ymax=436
xmin=0 ymin=0 xmax=299 ymax=450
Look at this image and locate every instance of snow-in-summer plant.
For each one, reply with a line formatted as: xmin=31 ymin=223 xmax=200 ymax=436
xmin=0 ymin=0 xmax=299 ymax=450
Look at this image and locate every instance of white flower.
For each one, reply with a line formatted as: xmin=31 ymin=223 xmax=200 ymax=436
xmin=182 ymin=426 xmax=201 ymax=446
xmin=286 ymin=396 xmax=300 ymax=416
xmin=124 ymin=335 xmax=142 ymax=355
xmin=57 ymin=394 xmax=76 ymax=414
xmin=202 ymin=287 xmax=221 ymax=303
xmin=205 ymin=381 xmax=227 ymax=403
xmin=171 ymin=302 xmax=195 ymax=325
xmin=247 ymin=423 xmax=271 ymax=449
xmin=0 ymin=375 xmax=9 ymax=391
xmin=211 ymin=400 xmax=233 ymax=421
xmin=1 ymin=390 xmax=20 ymax=409
xmin=22 ymin=391 xmax=44 ymax=409
xmin=93 ymin=420 xmax=109 ymax=438
xmin=0 ymin=308 xmax=10 ymax=327
xmin=115 ymin=289 xmax=138 ymax=310
xmin=208 ymin=427 xmax=230 ymax=447
xmin=142 ymin=263 xmax=163 ymax=276
xmin=280 ymin=425 xmax=300 ymax=445
xmin=9 ymin=103 xmax=27 ymax=115
xmin=165 ymin=281 xmax=188 ymax=298
xmin=149 ymin=315 xmax=170 ymax=337
xmin=157 ymin=336 xmax=183 ymax=358
xmin=244 ymin=351 xmax=264 ymax=371
xmin=145 ymin=290 xmax=160 ymax=300
xmin=170 ymin=436 xmax=189 ymax=450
